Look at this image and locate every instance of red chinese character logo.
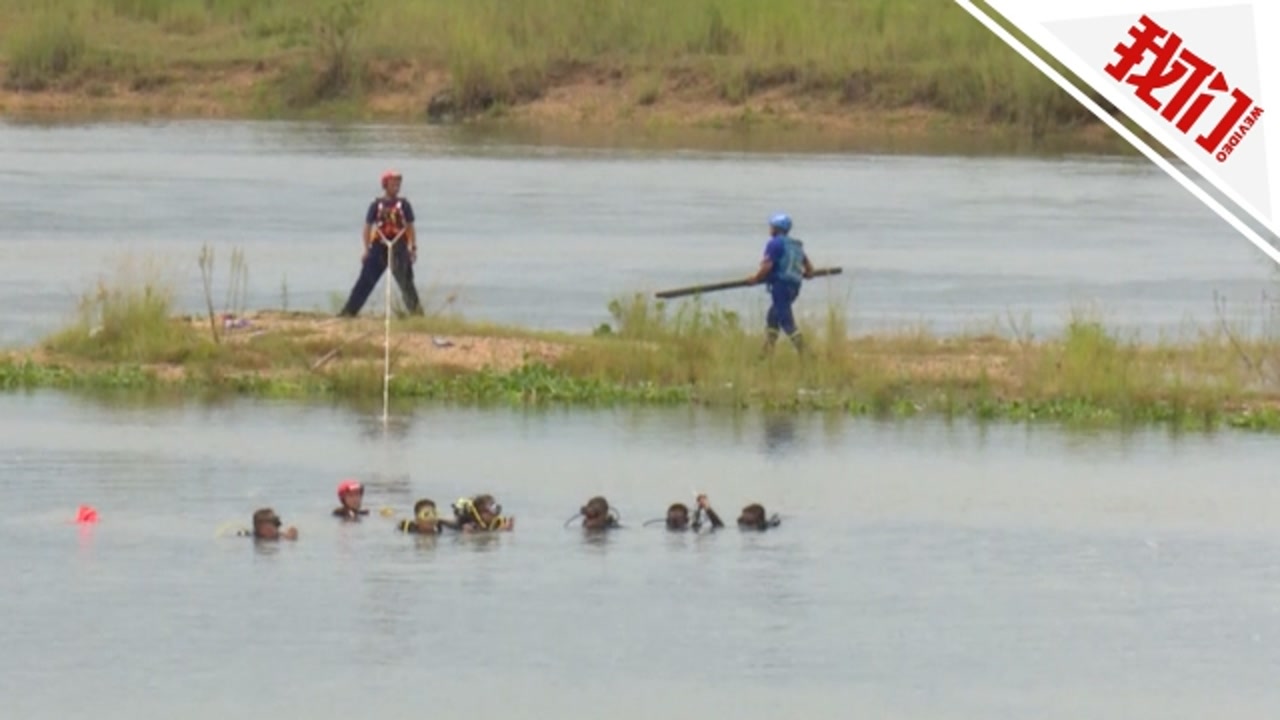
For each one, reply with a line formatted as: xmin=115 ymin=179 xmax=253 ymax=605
xmin=1104 ymin=15 xmax=1263 ymax=162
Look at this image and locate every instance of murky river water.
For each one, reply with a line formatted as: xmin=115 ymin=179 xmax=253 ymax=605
xmin=1 ymin=118 xmax=1278 ymax=348
xmin=4 ymin=393 xmax=1280 ymax=719
xmin=5 ymin=118 xmax=1280 ymax=718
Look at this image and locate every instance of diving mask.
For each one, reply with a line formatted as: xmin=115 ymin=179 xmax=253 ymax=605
xmin=453 ymin=496 xmax=501 ymax=523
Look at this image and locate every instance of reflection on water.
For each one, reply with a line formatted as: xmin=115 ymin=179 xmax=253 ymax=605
xmin=0 ymin=112 xmax=1132 ymax=158
xmin=760 ymin=411 xmax=798 ymax=457
xmin=5 ymin=391 xmax=1280 ymax=719
xmin=250 ymin=538 xmax=287 ymax=558
xmin=354 ymin=412 xmax=416 ymax=441
xmin=431 ymin=117 xmax=1132 ymax=158
xmin=360 ymin=472 xmax=414 ymax=504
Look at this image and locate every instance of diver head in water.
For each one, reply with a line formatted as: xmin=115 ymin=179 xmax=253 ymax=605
xmin=665 ymin=502 xmax=690 ymax=530
xmin=333 ymin=479 xmax=369 ymax=520
xmin=580 ymin=495 xmax=621 ymax=531
xmin=398 ymin=498 xmax=447 ymax=535
xmin=647 ymin=494 xmax=722 ymax=532
xmin=453 ymin=494 xmax=514 ymax=532
xmin=737 ymin=503 xmax=780 ymax=531
xmin=250 ymin=508 xmax=298 ymax=540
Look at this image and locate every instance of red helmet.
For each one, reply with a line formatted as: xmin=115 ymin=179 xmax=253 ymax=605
xmin=337 ymin=479 xmax=364 ymax=500
xmin=380 ymin=169 xmax=402 ymax=188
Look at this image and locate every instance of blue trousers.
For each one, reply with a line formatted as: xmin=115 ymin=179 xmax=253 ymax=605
xmin=339 ymin=241 xmax=421 ymax=316
xmin=766 ymin=282 xmax=801 ymax=336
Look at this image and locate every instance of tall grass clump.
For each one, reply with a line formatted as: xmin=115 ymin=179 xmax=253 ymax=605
xmin=1044 ymin=317 xmax=1141 ymax=402
xmin=12 ymin=252 xmax=1280 ymax=431
xmin=555 ymin=292 xmax=1272 ymax=421
xmin=159 ymin=0 xmax=212 ymax=36
xmin=1208 ymin=289 xmax=1280 ymax=390
xmin=44 ymin=258 xmax=216 ymax=365
xmin=276 ymin=0 xmax=370 ymax=107
xmin=562 ymin=293 xmax=857 ymax=406
xmin=1021 ymin=307 xmax=1249 ymax=422
xmin=104 ymin=0 xmax=256 ymax=28
xmin=4 ymin=7 xmax=89 ymax=90
xmin=6 ymin=0 xmax=1106 ymax=132
xmin=106 ymin=0 xmax=168 ymax=22
xmin=404 ymin=0 xmax=1088 ymax=126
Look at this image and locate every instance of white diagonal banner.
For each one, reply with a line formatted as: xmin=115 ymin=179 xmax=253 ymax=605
xmin=957 ymin=0 xmax=1279 ymax=264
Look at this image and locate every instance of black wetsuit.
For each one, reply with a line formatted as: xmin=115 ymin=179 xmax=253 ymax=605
xmin=582 ymin=514 xmax=621 ymax=531
xmin=738 ymin=515 xmax=782 ymax=531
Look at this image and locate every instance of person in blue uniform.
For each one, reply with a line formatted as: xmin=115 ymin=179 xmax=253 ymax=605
xmin=747 ymin=213 xmax=814 ymax=356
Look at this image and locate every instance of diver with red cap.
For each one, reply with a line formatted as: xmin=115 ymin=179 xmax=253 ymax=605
xmin=338 ymin=169 xmax=424 ymax=317
xmin=333 ymin=479 xmax=370 ymax=520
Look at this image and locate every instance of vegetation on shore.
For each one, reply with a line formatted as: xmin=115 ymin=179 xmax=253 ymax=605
xmin=0 ymin=0 xmax=1140 ymax=150
xmin=5 ymin=250 xmax=1280 ymax=433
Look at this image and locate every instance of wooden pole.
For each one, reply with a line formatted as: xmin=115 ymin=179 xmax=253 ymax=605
xmin=654 ymin=267 xmax=843 ymax=300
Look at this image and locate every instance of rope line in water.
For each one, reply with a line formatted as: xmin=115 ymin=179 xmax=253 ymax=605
xmin=378 ymin=229 xmax=405 ymax=426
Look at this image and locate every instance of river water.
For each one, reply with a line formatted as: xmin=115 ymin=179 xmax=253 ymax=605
xmin=4 ymin=118 xmax=1280 ymax=719
xmin=1 ymin=118 xmax=1279 ymax=348
xmin=4 ymin=393 xmax=1280 ymax=719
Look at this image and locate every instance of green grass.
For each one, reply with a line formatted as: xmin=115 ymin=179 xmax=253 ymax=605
xmin=0 ymin=0 xmax=1129 ymax=139
xmin=4 ymin=6 xmax=89 ymax=90
xmin=8 ymin=250 xmax=1280 ymax=433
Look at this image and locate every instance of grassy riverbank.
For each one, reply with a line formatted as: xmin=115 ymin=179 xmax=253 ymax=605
xmin=0 ymin=0 xmax=1139 ymax=153
xmin=5 ymin=259 xmax=1280 ymax=432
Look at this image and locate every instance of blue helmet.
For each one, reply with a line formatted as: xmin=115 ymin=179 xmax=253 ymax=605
xmin=768 ymin=213 xmax=792 ymax=233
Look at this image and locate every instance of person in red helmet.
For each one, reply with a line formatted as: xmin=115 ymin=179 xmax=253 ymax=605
xmin=333 ymin=479 xmax=370 ymax=520
xmin=338 ymin=169 xmax=424 ymax=317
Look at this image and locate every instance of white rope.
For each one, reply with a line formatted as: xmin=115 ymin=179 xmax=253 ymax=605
xmin=376 ymin=229 xmax=405 ymax=425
